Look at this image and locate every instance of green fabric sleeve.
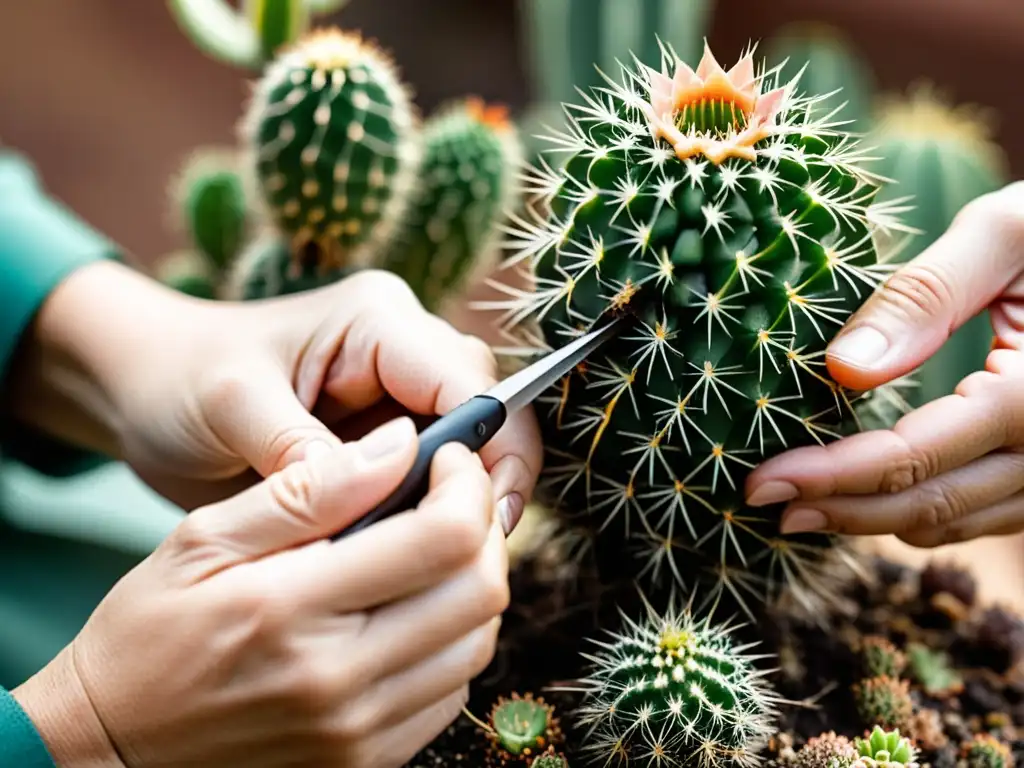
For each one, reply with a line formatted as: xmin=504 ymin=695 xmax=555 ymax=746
xmin=0 ymin=151 xmax=122 ymax=476
xmin=0 ymin=686 xmax=55 ymax=767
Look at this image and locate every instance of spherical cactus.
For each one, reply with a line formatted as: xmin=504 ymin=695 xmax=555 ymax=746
xmin=853 ymin=727 xmax=918 ymax=768
xmin=173 ymin=148 xmax=249 ymax=273
xmin=861 ymin=636 xmax=907 ymax=679
xmin=852 ymin=676 xmax=913 ymax=731
xmin=530 ymin=746 xmax=570 ymax=768
xmin=222 ymin=231 xmax=354 ymax=299
xmin=240 ymin=27 xmax=419 ymax=275
xmin=867 ymin=84 xmax=1009 ymax=406
xmin=485 ymin=41 xmax=912 ymax=613
xmin=483 ymin=692 xmax=564 ymax=765
xmin=790 ymin=731 xmax=858 ymax=767
xmin=962 ymin=733 xmax=1015 ymax=768
xmin=380 ymin=97 xmax=524 ymax=312
xmin=574 ymin=598 xmax=780 ymax=766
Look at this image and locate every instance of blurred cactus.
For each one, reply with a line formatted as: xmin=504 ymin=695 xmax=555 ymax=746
xmin=906 ymin=642 xmax=964 ymax=699
xmin=861 ymin=636 xmax=907 ymax=679
xmin=156 ymin=250 xmax=219 ymax=299
xmin=380 ymin=97 xmax=524 ymax=312
xmin=482 ymin=692 xmax=565 ymax=764
xmin=867 ymin=85 xmax=1009 ymax=405
xmin=222 ymin=232 xmax=353 ymax=299
xmin=854 ymin=726 xmax=918 ymax=768
xmin=853 ymin=676 xmax=913 ymax=731
xmin=167 ymin=0 xmax=349 ymax=69
xmin=240 ymin=27 xmax=419 ymax=278
xmin=962 ymin=733 xmax=1014 ymax=768
xmin=789 ymin=731 xmax=859 ymax=767
xmin=764 ymin=23 xmax=875 ymax=130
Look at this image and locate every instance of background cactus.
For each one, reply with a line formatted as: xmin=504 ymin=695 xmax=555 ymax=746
xmin=788 ymin=732 xmax=858 ymax=767
xmin=962 ymin=734 xmax=1015 ymax=768
xmin=239 ymin=27 xmax=420 ymax=277
xmin=222 ymin=231 xmax=354 ymax=299
xmin=167 ymin=0 xmax=350 ymax=69
xmin=861 ymin=636 xmax=907 ymax=679
xmin=573 ymin=597 xmax=780 ymax=766
xmin=854 ymin=726 xmax=918 ymax=768
xmin=380 ymin=97 xmax=524 ymax=312
xmin=484 ymin=41 xmax=913 ymax=615
xmin=852 ymin=676 xmax=913 ymax=731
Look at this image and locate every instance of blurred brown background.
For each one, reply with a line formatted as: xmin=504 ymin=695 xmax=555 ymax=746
xmin=2 ymin=0 xmax=1023 ymax=270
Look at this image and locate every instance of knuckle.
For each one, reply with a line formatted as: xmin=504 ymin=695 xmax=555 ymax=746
xmin=169 ymin=508 xmax=221 ymax=551
xmin=913 ymin=483 xmax=966 ymax=530
xmin=473 ymin=556 xmax=511 ymax=617
xmin=879 ymin=441 xmax=931 ymax=494
xmin=427 ymin=504 xmax=491 ymax=567
xmin=462 ymin=334 xmax=498 ymax=377
xmin=880 ymin=262 xmax=956 ymax=321
xmin=200 ymin=367 xmax=251 ymax=411
xmin=467 ymin=622 xmax=501 ymax=677
xmin=956 ymin=370 xmax=1000 ymax=399
xmin=959 ymin=184 xmax=1024 ymax=246
xmin=265 ymin=460 xmax=322 ymax=527
xmin=350 ymin=269 xmax=419 ymax=305
xmin=334 ymin=698 xmax=385 ymax=742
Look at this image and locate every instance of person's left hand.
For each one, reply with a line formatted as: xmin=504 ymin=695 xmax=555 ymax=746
xmin=743 ymin=182 xmax=1024 ymax=548
xmin=29 ymin=263 xmax=541 ymax=536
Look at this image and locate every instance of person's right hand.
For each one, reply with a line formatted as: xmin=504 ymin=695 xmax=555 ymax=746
xmin=13 ymin=416 xmax=509 ymax=768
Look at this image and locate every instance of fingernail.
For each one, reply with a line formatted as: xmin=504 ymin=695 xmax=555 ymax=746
xmin=780 ymin=508 xmax=829 ymax=534
xmin=304 ymin=440 xmax=334 ymax=463
xmin=496 ymin=493 xmax=524 ymax=536
xmin=358 ymin=417 xmax=415 ymax=461
xmin=747 ymin=480 xmax=799 ymax=507
xmin=829 ymin=326 xmax=890 ymax=368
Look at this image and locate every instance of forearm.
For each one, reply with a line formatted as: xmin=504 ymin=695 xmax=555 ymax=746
xmin=4 ymin=260 xmax=195 ymax=458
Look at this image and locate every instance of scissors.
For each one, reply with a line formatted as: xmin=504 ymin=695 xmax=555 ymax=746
xmin=331 ymin=315 xmax=626 ymax=540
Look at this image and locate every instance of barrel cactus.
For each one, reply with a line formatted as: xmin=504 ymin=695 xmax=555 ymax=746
xmin=240 ymin=26 xmax=419 ymax=277
xmin=380 ymin=97 xmax=524 ymax=312
xmin=574 ymin=597 xmax=780 ymax=766
xmin=485 ymin=42 xmax=913 ymax=613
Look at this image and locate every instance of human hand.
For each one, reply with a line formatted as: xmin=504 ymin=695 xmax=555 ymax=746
xmin=744 ymin=182 xmax=1024 ymax=547
xmin=16 ymin=263 xmax=541 ymax=535
xmin=14 ymin=418 xmax=509 ymax=767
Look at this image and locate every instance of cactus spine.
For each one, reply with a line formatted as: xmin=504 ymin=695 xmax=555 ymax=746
xmin=381 ymin=97 xmax=523 ymax=312
xmin=484 ymin=41 xmax=912 ymax=613
xmin=240 ymin=27 xmax=419 ymax=276
xmin=574 ymin=598 xmax=780 ymax=766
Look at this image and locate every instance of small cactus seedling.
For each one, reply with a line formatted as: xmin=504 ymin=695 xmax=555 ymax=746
xmin=905 ymin=642 xmax=963 ymax=699
xmin=530 ymin=746 xmax=570 ymax=768
xmin=175 ymin=148 xmax=249 ymax=272
xmin=380 ymin=97 xmax=524 ymax=312
xmin=861 ymin=636 xmax=907 ymax=679
xmin=789 ymin=731 xmax=858 ymax=767
xmin=852 ymin=676 xmax=913 ymax=731
xmin=240 ymin=27 xmax=419 ymax=276
xmin=484 ymin=40 xmax=913 ymax=614
xmin=167 ymin=0 xmax=350 ymax=69
xmin=574 ymin=598 xmax=780 ymax=766
xmin=853 ymin=727 xmax=918 ymax=767
xmin=462 ymin=692 xmax=564 ymax=765
xmin=962 ymin=733 xmax=1015 ymax=768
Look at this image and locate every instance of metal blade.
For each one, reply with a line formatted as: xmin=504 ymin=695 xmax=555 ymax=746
xmin=485 ymin=316 xmax=625 ymax=414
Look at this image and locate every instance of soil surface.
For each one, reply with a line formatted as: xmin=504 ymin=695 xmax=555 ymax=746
xmin=405 ymin=550 xmax=1024 ymax=767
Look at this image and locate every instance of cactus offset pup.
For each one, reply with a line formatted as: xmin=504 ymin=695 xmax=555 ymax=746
xmin=486 ymin=41 xmax=912 ymax=613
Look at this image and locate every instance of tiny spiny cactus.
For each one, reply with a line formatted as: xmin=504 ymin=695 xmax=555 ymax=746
xmin=484 ymin=40 xmax=914 ymax=614
xmin=530 ymin=747 xmax=570 ymax=768
xmin=853 ymin=727 xmax=919 ymax=768
xmin=380 ymin=97 xmax=524 ymax=312
xmin=788 ymin=731 xmax=858 ymax=767
xmin=861 ymin=636 xmax=907 ymax=679
xmin=961 ymin=733 xmax=1015 ymax=768
xmin=467 ymin=692 xmax=564 ymax=766
xmin=240 ymin=27 xmax=419 ymax=276
xmin=573 ymin=597 xmax=780 ymax=766
xmin=852 ymin=676 xmax=913 ymax=731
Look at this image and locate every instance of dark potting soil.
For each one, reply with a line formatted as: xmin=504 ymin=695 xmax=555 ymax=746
xmin=405 ymin=552 xmax=1024 ymax=766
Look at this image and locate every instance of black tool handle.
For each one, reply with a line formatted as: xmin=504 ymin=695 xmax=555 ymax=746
xmin=330 ymin=395 xmax=507 ymax=540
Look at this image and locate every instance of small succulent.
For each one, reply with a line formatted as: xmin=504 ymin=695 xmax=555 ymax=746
xmin=906 ymin=642 xmax=963 ymax=699
xmin=961 ymin=733 xmax=1015 ymax=768
xmin=530 ymin=747 xmax=570 ymax=768
xmin=852 ymin=676 xmax=913 ymax=731
xmin=479 ymin=692 xmax=564 ymax=765
xmin=789 ymin=731 xmax=859 ymax=767
xmin=853 ymin=727 xmax=919 ymax=768
xmin=861 ymin=636 xmax=907 ymax=679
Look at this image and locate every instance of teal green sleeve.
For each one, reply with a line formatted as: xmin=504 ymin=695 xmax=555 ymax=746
xmin=0 ymin=151 xmax=122 ymax=476
xmin=0 ymin=687 xmax=55 ymax=767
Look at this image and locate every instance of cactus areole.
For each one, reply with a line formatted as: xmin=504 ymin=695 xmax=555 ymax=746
xmin=492 ymin=41 xmax=911 ymax=613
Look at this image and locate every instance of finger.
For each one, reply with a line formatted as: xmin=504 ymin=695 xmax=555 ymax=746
xmin=344 ymin=616 xmax=500 ymax=735
xmin=285 ymin=442 xmax=495 ymax=613
xmin=301 ymin=272 xmax=543 ymax=505
xmin=776 ymin=450 xmax=1024 ymax=536
xmin=898 ymin=490 xmax=1024 ymax=547
xmin=200 ymin=357 xmax=347 ymax=478
xmin=351 ymin=686 xmax=468 ymax=768
xmin=746 ymin=391 xmax=1007 ymax=506
xmin=159 ymin=417 xmax=417 ymax=574
xmin=355 ymin=512 xmax=509 ymax=680
xmin=824 ymin=183 xmax=1024 ymax=390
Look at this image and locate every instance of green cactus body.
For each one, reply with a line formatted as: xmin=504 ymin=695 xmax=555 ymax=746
xmin=175 ymin=149 xmax=249 ymax=273
xmin=485 ymin=43 xmax=912 ymax=612
xmin=853 ymin=676 xmax=913 ymax=731
xmin=224 ymin=232 xmax=353 ymax=299
xmin=764 ymin=23 xmax=875 ymax=130
xmin=575 ymin=599 xmax=779 ymax=766
xmin=245 ymin=0 xmax=308 ymax=62
xmin=861 ymin=636 xmax=907 ymax=679
xmin=868 ymin=86 xmax=1008 ymax=405
xmin=156 ymin=250 xmax=219 ymax=299
xmin=531 ymin=750 xmax=570 ymax=768
xmin=853 ymin=727 xmax=918 ymax=768
xmin=905 ymin=642 xmax=964 ymax=698
xmin=381 ymin=98 xmax=523 ymax=312
xmin=241 ymin=27 xmax=419 ymax=276
xmin=485 ymin=692 xmax=564 ymax=765
xmin=962 ymin=734 xmax=1014 ymax=768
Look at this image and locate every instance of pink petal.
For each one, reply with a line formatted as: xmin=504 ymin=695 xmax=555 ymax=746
xmin=695 ymin=40 xmax=725 ymax=81
xmin=753 ymin=86 xmax=787 ymax=123
xmin=671 ymin=60 xmax=700 ymax=92
xmin=727 ymin=54 xmax=756 ymax=94
xmin=648 ymin=69 xmax=675 ymax=115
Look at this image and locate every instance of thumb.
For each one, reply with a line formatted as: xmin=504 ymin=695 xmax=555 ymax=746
xmin=165 ymin=417 xmax=419 ymax=567
xmin=203 ymin=360 xmax=345 ymax=478
xmin=826 ymin=187 xmax=1020 ymax=390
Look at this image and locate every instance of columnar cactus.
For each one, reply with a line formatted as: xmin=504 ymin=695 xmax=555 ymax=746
xmin=485 ymin=42 xmax=912 ymax=613
xmin=240 ymin=27 xmax=419 ymax=276
xmin=574 ymin=598 xmax=780 ymax=766
xmin=380 ymin=97 xmax=524 ymax=312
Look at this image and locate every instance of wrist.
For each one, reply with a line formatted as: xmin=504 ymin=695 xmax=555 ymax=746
xmin=12 ymin=645 xmax=126 ymax=767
